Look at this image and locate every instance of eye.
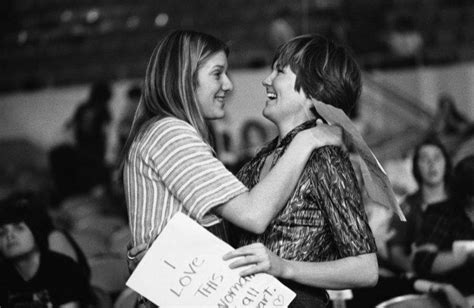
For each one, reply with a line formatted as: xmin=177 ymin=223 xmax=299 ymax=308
xmin=212 ymin=70 xmax=223 ymax=79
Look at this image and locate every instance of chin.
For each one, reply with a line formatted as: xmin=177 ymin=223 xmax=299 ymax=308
xmin=210 ymin=112 xmax=225 ymax=120
xmin=262 ymin=109 xmax=276 ymax=122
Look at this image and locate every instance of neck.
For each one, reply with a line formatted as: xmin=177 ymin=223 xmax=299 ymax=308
xmin=421 ymin=183 xmax=447 ymax=209
xmin=13 ymin=250 xmax=41 ymax=281
xmin=276 ymin=115 xmax=313 ymax=141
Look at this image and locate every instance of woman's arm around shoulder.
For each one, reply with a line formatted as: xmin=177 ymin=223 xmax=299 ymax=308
xmin=214 ymin=122 xmax=343 ymax=234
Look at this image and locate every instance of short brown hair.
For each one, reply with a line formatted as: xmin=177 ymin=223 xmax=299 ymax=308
xmin=272 ymin=34 xmax=361 ymax=115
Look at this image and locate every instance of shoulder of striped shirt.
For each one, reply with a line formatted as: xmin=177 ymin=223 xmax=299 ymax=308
xmin=149 ymin=116 xmax=197 ymax=135
xmin=138 ymin=117 xmax=205 ymax=156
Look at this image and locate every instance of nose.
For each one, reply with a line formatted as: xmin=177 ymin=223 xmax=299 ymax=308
xmin=222 ymin=74 xmax=233 ymax=92
xmin=262 ymin=71 xmax=274 ymax=87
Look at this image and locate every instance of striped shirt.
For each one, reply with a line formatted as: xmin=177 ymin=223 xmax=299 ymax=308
xmin=124 ymin=117 xmax=248 ymax=246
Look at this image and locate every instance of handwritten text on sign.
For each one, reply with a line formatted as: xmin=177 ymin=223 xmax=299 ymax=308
xmin=126 ymin=212 xmax=295 ymax=307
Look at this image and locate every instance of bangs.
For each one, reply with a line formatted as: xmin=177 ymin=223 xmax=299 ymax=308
xmin=272 ymin=35 xmax=312 ymax=72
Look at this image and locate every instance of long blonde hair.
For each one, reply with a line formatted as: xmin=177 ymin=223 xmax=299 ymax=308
xmin=119 ymin=30 xmax=229 ymax=170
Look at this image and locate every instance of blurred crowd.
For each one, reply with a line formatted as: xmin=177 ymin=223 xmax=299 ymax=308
xmin=1 ymin=79 xmax=473 ymax=308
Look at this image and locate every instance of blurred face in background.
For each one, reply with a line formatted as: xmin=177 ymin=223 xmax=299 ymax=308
xmin=417 ymin=144 xmax=447 ymax=187
xmin=0 ymin=222 xmax=37 ymax=259
xmin=196 ymin=51 xmax=233 ymax=120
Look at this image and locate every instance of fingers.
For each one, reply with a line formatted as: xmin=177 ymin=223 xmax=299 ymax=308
xmin=222 ymin=243 xmax=265 ymax=260
xmin=222 ymin=243 xmax=271 ymax=276
xmin=238 ymin=261 xmax=271 ymax=276
xmin=228 ymin=255 xmax=261 ymax=269
xmin=129 ymin=243 xmax=148 ymax=258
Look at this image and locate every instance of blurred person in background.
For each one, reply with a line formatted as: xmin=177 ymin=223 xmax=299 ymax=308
xmin=413 ymin=154 xmax=474 ymax=297
xmin=117 ymin=84 xmax=142 ymax=156
xmin=0 ymin=194 xmax=91 ymax=307
xmin=230 ymin=119 xmax=269 ymax=174
xmin=49 ymin=81 xmax=113 ymax=202
xmin=429 ymin=93 xmax=473 ymax=138
xmin=268 ymin=7 xmax=297 ymax=52
xmin=224 ymin=34 xmax=378 ymax=308
xmin=2 ymin=192 xmax=91 ymax=282
xmin=427 ymin=93 xmax=474 ymax=161
xmin=383 ymin=13 xmax=423 ymax=67
xmin=387 ymin=137 xmax=452 ymax=275
xmin=350 ymin=137 xmax=453 ymax=307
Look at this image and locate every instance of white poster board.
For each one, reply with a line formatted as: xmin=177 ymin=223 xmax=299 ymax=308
xmin=126 ymin=212 xmax=296 ymax=307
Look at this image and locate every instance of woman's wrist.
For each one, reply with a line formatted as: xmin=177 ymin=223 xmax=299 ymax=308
xmin=280 ymin=259 xmax=295 ymax=280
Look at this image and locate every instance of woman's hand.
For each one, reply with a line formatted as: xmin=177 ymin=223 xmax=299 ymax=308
xmin=126 ymin=242 xmax=148 ymax=274
xmin=222 ymin=243 xmax=288 ymax=278
xmin=295 ymin=119 xmax=343 ymax=149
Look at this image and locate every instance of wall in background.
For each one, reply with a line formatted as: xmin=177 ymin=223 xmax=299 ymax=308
xmin=1 ymin=62 xmax=473 ymax=167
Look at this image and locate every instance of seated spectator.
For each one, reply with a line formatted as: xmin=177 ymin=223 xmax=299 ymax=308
xmin=350 ymin=138 xmax=453 ymax=308
xmin=0 ymin=194 xmax=92 ymax=307
xmin=413 ymin=155 xmax=474 ymax=296
xmin=387 ymin=137 xmax=452 ymax=275
xmin=11 ymin=192 xmax=91 ymax=281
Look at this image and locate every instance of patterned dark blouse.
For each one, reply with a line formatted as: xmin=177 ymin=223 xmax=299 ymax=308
xmin=235 ymin=120 xmax=377 ymax=262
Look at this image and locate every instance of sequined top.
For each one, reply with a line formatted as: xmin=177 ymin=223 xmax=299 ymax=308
xmin=236 ymin=120 xmax=377 ymax=262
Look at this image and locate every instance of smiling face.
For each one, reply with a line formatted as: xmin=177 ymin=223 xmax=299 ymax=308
xmin=417 ymin=144 xmax=447 ymax=187
xmin=0 ymin=222 xmax=37 ymax=259
xmin=261 ymin=62 xmax=311 ymax=130
xmin=195 ymin=51 xmax=233 ymax=120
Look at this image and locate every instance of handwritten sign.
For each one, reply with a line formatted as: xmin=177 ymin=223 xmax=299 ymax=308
xmin=126 ymin=212 xmax=296 ymax=307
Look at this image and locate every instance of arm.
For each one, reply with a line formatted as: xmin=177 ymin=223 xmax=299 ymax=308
xmin=281 ymin=252 xmax=378 ymax=289
xmin=430 ymin=250 xmax=471 ymax=275
xmin=214 ymin=124 xmax=341 ymax=234
xmin=223 ymin=243 xmax=378 ymax=289
xmin=414 ymin=280 xmax=469 ymax=308
xmin=412 ymin=204 xmax=466 ymax=276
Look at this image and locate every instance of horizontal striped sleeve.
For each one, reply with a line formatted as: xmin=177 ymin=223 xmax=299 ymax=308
xmin=147 ymin=118 xmax=248 ymax=226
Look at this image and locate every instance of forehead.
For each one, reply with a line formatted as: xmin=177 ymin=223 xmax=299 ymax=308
xmin=418 ymin=145 xmax=444 ymax=158
xmin=0 ymin=221 xmax=26 ymax=228
xmin=200 ymin=51 xmax=228 ymax=70
xmin=419 ymin=144 xmax=442 ymax=154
